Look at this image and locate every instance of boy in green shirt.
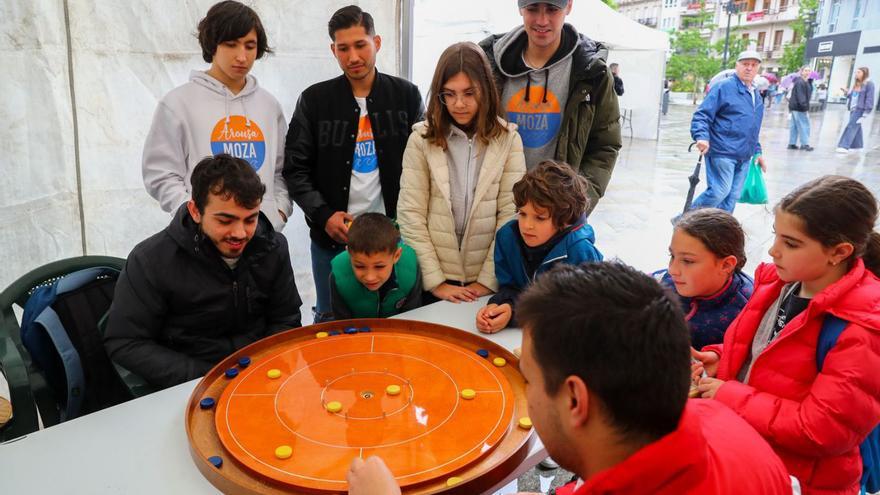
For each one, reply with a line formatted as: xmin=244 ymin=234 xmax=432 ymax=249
xmin=330 ymin=213 xmax=421 ymax=319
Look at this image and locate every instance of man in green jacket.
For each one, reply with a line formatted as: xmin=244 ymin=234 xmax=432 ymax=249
xmin=479 ymin=0 xmax=621 ymax=215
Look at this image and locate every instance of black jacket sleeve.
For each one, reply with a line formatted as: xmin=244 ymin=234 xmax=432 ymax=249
xmin=790 ymin=80 xmax=812 ymax=112
xmin=397 ymin=268 xmax=423 ymax=314
xmin=613 ymin=75 xmax=624 ymax=96
xmin=103 ymin=251 xmax=210 ymax=390
xmin=264 ymin=234 xmax=303 ymax=334
xmin=282 ymin=94 xmax=335 ymax=231
xmin=329 ymin=274 xmax=353 ymax=321
xmin=580 ymin=71 xmax=622 ymax=215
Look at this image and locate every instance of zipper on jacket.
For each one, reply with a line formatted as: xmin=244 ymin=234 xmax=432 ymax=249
xmin=233 ymin=281 xmax=239 ymax=308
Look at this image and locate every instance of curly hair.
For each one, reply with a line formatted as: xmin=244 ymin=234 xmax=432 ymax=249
xmin=513 ymin=160 xmax=589 ymax=228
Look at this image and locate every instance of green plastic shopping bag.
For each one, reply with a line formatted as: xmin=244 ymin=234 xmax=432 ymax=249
xmin=738 ymin=155 xmax=768 ymax=205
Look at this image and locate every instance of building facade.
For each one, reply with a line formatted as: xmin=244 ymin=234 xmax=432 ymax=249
xmin=710 ymin=0 xmax=801 ymax=73
xmin=806 ymin=0 xmax=880 ymax=105
xmin=618 ymin=0 xmax=663 ymax=29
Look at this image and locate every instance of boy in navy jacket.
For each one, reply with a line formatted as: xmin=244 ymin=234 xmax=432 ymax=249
xmin=476 ymin=161 xmax=602 ymax=332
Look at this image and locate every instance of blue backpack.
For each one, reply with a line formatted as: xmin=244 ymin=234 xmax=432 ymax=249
xmin=19 ymin=267 xmax=131 ymax=421
xmin=816 ymin=315 xmax=880 ymax=494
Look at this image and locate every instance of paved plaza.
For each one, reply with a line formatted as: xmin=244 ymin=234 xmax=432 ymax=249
xmin=591 ymin=101 xmax=880 ymax=278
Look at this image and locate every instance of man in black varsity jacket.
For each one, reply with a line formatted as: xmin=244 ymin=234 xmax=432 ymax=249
xmin=283 ymin=5 xmax=424 ymax=322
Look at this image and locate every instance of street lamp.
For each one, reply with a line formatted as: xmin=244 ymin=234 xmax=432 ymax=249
xmin=721 ymin=0 xmax=741 ymax=67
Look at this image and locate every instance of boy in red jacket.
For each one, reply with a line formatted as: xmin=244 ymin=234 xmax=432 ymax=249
xmin=346 ymin=262 xmax=793 ymax=495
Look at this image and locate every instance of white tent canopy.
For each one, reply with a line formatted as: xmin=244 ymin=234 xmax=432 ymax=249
xmin=413 ymin=0 xmax=669 ymax=140
xmin=2 ymin=0 xmax=401 ymax=314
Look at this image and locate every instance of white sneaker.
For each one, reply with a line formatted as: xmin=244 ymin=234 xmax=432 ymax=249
xmin=539 ymin=456 xmax=560 ymax=469
xmin=836 ymin=147 xmax=849 ymax=153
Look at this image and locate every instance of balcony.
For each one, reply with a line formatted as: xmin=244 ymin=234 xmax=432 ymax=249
xmin=638 ymin=17 xmax=659 ymax=27
xmin=728 ymin=6 xmax=798 ymax=27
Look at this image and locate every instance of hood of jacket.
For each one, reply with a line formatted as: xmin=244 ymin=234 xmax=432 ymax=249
xmin=488 ymin=23 xmax=608 ymax=82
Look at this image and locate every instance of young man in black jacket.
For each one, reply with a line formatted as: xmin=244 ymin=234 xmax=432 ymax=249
xmin=283 ymin=5 xmax=424 ymax=322
xmin=104 ymin=154 xmax=302 ymax=390
xmin=787 ymin=66 xmax=813 ymax=151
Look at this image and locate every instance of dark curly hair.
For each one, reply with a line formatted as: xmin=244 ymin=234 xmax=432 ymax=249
xmin=197 ymin=1 xmax=272 ymax=63
xmin=191 ymin=154 xmax=266 ymax=213
xmin=513 ymin=160 xmax=589 ymax=228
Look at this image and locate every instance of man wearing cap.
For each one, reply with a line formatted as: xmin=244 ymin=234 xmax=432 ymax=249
xmin=689 ymin=50 xmax=767 ymax=213
xmin=479 ymin=0 xmax=621 ymax=216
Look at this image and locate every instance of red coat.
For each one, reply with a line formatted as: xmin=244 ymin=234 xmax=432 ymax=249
xmin=569 ymin=399 xmax=791 ymax=495
xmin=710 ymin=260 xmax=880 ymax=495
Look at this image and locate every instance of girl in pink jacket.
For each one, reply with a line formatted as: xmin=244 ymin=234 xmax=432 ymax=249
xmin=692 ymin=175 xmax=880 ymax=495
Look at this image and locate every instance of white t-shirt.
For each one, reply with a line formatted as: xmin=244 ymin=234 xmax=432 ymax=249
xmin=347 ymin=97 xmax=386 ymax=217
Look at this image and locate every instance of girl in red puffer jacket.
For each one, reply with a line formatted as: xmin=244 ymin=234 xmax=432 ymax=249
xmin=692 ymin=175 xmax=880 ymax=495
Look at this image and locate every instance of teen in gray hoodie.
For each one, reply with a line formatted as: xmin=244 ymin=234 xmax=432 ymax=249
xmin=480 ymin=0 xmax=621 ymax=215
xmin=142 ymin=1 xmax=291 ymax=230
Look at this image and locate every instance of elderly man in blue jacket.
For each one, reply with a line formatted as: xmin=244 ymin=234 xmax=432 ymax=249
xmin=690 ymin=50 xmax=767 ymax=213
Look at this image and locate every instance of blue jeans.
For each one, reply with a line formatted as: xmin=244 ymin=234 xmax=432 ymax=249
xmin=789 ymin=111 xmax=810 ymax=146
xmin=310 ymin=241 xmax=344 ymax=322
xmin=838 ymin=109 xmax=865 ymax=150
xmin=691 ymin=155 xmax=749 ymax=213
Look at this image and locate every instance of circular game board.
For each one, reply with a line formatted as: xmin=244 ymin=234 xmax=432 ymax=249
xmin=186 ymin=318 xmax=534 ymax=494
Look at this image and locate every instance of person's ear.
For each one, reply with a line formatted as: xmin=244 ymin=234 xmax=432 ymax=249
xmin=330 ymin=42 xmax=338 ymax=59
xmin=373 ymin=35 xmax=382 ymax=53
xmin=187 ymin=200 xmax=202 ymax=224
xmin=719 ymin=254 xmax=738 ymax=276
xmin=564 ymin=375 xmax=590 ymax=428
xmin=829 ymin=242 xmax=854 ymax=266
xmin=392 ymin=247 xmax=402 ymax=264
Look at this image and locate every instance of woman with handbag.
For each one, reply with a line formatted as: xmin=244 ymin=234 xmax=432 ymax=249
xmin=836 ymin=67 xmax=875 ymax=153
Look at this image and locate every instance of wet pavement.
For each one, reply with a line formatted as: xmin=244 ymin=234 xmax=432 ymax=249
xmin=591 ymin=101 xmax=880 ymax=278
xmin=511 ymin=101 xmax=880 ymax=494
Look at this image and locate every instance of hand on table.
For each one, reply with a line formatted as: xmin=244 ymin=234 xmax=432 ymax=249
xmin=325 ymin=211 xmax=353 ymax=244
xmin=476 ymin=303 xmax=512 ymax=334
xmin=347 ymin=456 xmax=401 ymax=495
xmin=466 ymin=282 xmax=492 ymax=297
xmin=431 ymin=283 xmax=478 ymax=303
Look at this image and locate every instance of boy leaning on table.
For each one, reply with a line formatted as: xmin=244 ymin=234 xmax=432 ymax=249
xmin=347 ymin=262 xmax=795 ymax=495
xmin=329 ymin=213 xmax=422 ymax=319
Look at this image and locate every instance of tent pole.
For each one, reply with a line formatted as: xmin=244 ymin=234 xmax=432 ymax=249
xmin=63 ymin=0 xmax=88 ymax=255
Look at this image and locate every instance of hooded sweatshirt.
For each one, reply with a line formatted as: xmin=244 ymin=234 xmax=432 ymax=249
xmin=491 ymin=25 xmax=578 ymax=169
xmin=142 ymin=71 xmax=292 ymax=230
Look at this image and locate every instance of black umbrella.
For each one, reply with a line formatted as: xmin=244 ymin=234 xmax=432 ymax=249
xmin=682 ymin=141 xmax=703 ymax=214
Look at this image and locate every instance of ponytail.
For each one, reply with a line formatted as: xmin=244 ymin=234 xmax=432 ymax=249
xmin=865 ymin=231 xmax=880 ymax=277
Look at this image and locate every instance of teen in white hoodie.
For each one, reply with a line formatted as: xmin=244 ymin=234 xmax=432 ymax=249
xmin=142 ymin=1 xmax=291 ymax=230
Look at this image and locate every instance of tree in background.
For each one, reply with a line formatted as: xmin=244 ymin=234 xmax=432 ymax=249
xmin=780 ymin=0 xmax=818 ymax=74
xmin=601 ymin=0 xmax=619 ymax=9
xmin=666 ymin=4 xmax=719 ymax=102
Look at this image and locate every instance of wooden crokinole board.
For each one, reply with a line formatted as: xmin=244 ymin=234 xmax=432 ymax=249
xmin=186 ymin=318 xmax=534 ymax=494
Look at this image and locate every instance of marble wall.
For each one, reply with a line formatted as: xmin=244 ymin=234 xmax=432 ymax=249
xmin=2 ymin=0 xmax=401 ymax=320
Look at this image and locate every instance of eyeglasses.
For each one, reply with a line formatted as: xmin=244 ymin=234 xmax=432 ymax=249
xmin=438 ymin=90 xmax=477 ymax=106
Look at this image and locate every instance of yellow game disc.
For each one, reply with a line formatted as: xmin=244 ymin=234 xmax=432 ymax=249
xmin=446 ymin=476 xmax=463 ymax=487
xmin=386 ymin=384 xmax=401 ymax=396
xmin=315 ymin=331 xmax=329 ymax=339
xmin=326 ymin=401 xmax=343 ymax=413
xmin=460 ymin=388 xmax=476 ymax=400
xmin=493 ymin=357 xmax=507 ymax=367
xmin=274 ymin=445 xmax=293 ymax=459
xmin=267 ymin=369 xmax=282 ymax=379
xmin=518 ymin=417 xmax=533 ymax=429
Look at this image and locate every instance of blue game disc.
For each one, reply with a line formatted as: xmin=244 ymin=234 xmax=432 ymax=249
xmin=225 ymin=368 xmax=239 ymax=379
xmin=476 ymin=349 xmax=489 ymax=358
xmin=344 ymin=327 xmax=358 ymax=335
xmin=199 ymin=397 xmax=216 ymax=410
xmin=208 ymin=456 xmax=223 ymax=468
xmin=358 ymin=327 xmax=372 ymax=333
xmin=238 ymin=356 xmax=251 ymax=368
